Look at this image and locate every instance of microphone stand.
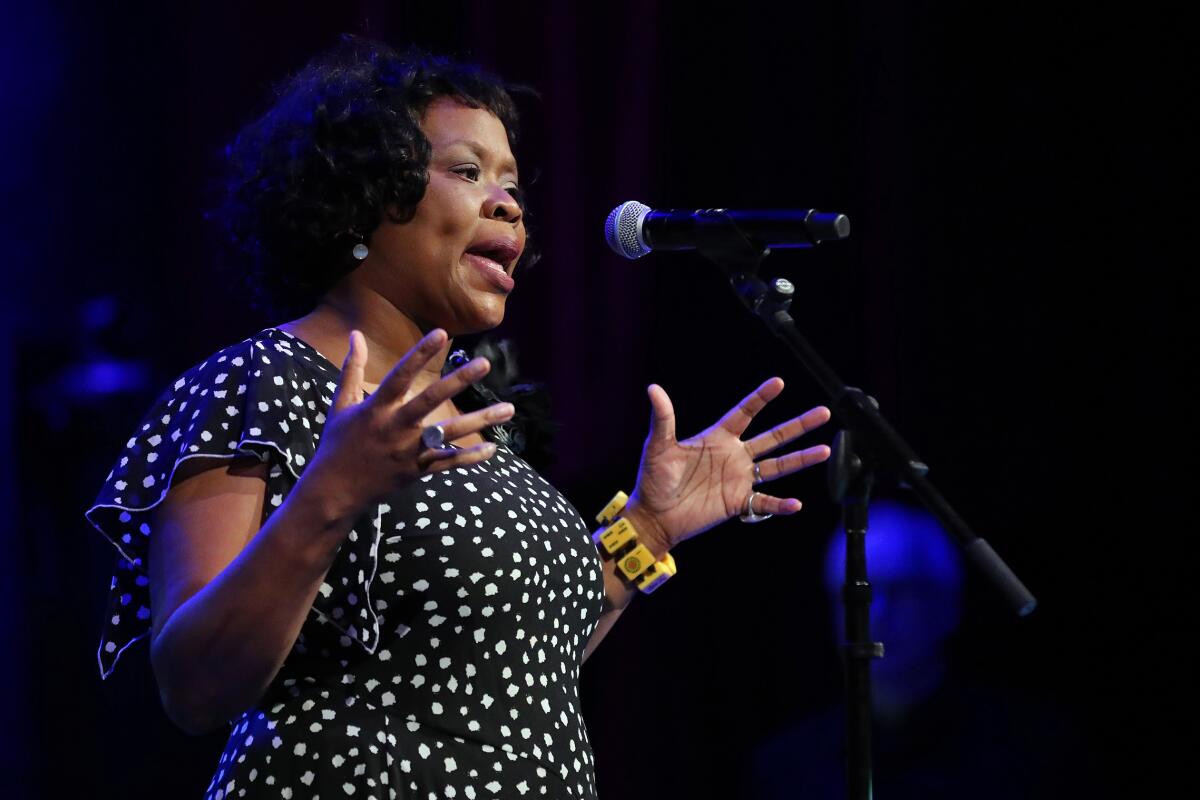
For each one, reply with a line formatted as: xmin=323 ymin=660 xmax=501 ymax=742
xmin=687 ymin=212 xmax=1037 ymax=800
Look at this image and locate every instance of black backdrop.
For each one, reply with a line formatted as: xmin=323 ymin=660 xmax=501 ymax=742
xmin=0 ymin=0 xmax=1188 ymax=797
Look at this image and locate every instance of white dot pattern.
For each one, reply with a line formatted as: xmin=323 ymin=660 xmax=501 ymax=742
xmin=86 ymin=328 xmax=607 ymax=797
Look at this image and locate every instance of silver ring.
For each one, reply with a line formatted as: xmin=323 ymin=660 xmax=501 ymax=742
xmin=753 ymin=462 xmax=763 ymax=485
xmin=421 ymin=424 xmax=446 ymax=450
xmin=738 ymin=491 xmax=773 ymax=524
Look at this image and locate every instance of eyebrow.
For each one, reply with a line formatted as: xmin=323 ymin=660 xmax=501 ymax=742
xmin=443 ymin=139 xmax=519 ymax=179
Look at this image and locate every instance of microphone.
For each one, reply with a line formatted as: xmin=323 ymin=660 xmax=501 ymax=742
xmin=605 ymin=201 xmax=850 ymax=260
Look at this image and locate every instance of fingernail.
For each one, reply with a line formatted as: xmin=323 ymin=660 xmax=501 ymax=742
xmin=497 ymin=403 xmax=515 ymax=416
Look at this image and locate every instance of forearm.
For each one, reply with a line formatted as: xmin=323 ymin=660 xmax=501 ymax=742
xmin=151 ymin=476 xmax=358 ymax=734
xmin=581 ymin=502 xmax=670 ymax=664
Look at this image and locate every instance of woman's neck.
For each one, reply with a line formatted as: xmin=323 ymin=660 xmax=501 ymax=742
xmin=279 ymin=282 xmax=452 ymax=393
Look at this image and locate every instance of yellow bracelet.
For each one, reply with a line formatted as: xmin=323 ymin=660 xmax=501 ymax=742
xmin=595 ymin=491 xmax=629 ymax=526
xmin=592 ymin=491 xmax=677 ymax=594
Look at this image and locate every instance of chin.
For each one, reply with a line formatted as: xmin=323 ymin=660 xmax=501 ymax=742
xmin=453 ymin=303 xmax=507 ymax=336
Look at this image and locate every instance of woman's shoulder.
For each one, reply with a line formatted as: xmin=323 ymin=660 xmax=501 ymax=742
xmin=144 ymin=326 xmax=341 ymax=445
xmin=167 ymin=326 xmax=338 ymax=397
xmin=89 ymin=327 xmax=339 ymax=516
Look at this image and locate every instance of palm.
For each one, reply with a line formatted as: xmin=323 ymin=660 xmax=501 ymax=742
xmin=629 ymin=379 xmax=832 ymax=548
xmin=634 ymin=423 xmax=757 ymax=539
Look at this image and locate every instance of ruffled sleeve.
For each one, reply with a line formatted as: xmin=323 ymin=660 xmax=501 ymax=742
xmin=85 ymin=332 xmax=335 ymax=678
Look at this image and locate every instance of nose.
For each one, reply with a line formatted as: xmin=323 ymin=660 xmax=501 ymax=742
xmin=485 ymin=185 xmax=522 ymax=225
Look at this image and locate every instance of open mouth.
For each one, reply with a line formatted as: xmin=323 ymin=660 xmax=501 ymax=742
xmin=463 ymin=239 xmax=520 ymax=292
xmin=464 ymin=249 xmax=508 ymax=273
xmin=464 ymin=240 xmax=521 ymax=274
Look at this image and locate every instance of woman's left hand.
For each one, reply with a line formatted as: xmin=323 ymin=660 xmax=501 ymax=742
xmin=624 ymin=378 xmax=832 ymax=552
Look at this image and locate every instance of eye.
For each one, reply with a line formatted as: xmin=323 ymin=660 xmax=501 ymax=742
xmin=505 ymin=184 xmax=525 ymax=205
xmin=452 ymin=165 xmax=482 ymax=182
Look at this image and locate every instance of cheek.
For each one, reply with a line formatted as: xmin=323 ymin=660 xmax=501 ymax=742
xmin=425 ymin=178 xmax=477 ymax=230
xmin=397 ymin=195 xmax=471 ymax=276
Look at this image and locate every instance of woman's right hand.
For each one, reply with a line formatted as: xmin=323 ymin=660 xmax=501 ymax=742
xmin=298 ymin=328 xmax=514 ymax=520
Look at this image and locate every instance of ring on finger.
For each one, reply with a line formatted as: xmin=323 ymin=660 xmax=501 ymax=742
xmin=739 ymin=491 xmax=773 ymax=524
xmin=752 ymin=461 xmax=764 ymax=485
xmin=421 ymin=424 xmax=446 ymax=450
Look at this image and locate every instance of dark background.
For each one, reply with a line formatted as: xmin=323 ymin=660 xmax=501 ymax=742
xmin=0 ymin=0 xmax=1188 ymax=797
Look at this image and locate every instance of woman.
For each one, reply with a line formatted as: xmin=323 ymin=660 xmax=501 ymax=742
xmin=86 ymin=37 xmax=831 ymax=798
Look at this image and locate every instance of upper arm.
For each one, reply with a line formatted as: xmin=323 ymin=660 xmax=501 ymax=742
xmin=147 ymin=457 xmax=269 ymax=646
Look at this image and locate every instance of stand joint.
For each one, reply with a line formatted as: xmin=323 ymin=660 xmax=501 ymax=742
xmin=843 ymin=642 xmax=885 ymax=659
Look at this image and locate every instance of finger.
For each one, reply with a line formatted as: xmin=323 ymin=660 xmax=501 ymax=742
xmin=646 ymin=384 xmax=676 ymax=443
xmin=331 ymin=330 xmax=367 ymax=414
xmin=422 ymin=440 xmax=499 ymax=473
xmin=754 ymin=444 xmax=832 ymax=483
xmin=371 ymin=328 xmax=449 ymax=406
xmin=427 ymin=402 xmax=515 ymax=443
xmin=718 ymin=377 xmax=784 ymax=438
xmin=746 ymin=492 xmax=803 ymax=516
xmin=744 ymin=405 xmax=832 ymax=459
xmin=396 ymin=356 xmax=491 ymax=426
xmin=416 ymin=446 xmax=459 ymax=468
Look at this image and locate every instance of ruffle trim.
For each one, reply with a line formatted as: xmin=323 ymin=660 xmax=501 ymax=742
xmin=86 ymin=329 xmax=384 ymax=679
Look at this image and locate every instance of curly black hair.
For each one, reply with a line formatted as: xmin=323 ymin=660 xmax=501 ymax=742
xmin=213 ymin=35 xmax=539 ymax=318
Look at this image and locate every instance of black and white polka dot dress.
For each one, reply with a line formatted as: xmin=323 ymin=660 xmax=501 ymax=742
xmin=86 ymin=328 xmax=608 ymax=798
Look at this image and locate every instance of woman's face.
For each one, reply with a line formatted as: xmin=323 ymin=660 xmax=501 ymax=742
xmin=357 ymin=96 xmax=526 ymax=335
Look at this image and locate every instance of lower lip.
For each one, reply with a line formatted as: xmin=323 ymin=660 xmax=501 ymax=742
xmin=464 ymin=253 xmax=515 ymax=292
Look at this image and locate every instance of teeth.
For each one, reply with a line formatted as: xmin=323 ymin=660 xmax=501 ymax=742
xmin=469 ymin=252 xmax=506 ymax=272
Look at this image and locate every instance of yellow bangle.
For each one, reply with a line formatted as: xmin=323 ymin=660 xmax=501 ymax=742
xmin=595 ymin=491 xmax=629 ymax=526
xmin=633 ymin=551 xmax=677 ymax=593
xmin=592 ymin=491 xmax=677 ymax=594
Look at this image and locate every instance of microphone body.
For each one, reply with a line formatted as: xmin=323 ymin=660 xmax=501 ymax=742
xmin=605 ymin=201 xmax=850 ymax=260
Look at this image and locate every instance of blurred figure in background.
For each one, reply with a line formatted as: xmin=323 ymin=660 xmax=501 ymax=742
xmin=747 ymin=499 xmax=1086 ymax=799
xmin=825 ymin=499 xmax=964 ymax=727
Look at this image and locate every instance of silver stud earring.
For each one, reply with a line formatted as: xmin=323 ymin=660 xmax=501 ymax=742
xmin=351 ymin=242 xmax=369 ymax=260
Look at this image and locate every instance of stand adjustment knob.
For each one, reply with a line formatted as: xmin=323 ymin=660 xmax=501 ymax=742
xmin=843 ymin=642 xmax=885 ymax=659
xmin=762 ymin=277 xmax=795 ymax=313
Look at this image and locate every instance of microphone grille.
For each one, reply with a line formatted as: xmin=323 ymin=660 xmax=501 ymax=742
xmin=604 ymin=201 xmax=651 ymax=259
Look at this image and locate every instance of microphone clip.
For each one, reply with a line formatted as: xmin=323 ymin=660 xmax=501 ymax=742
xmin=691 ymin=212 xmax=784 ymax=319
xmin=692 ymin=209 xmax=772 ymax=272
